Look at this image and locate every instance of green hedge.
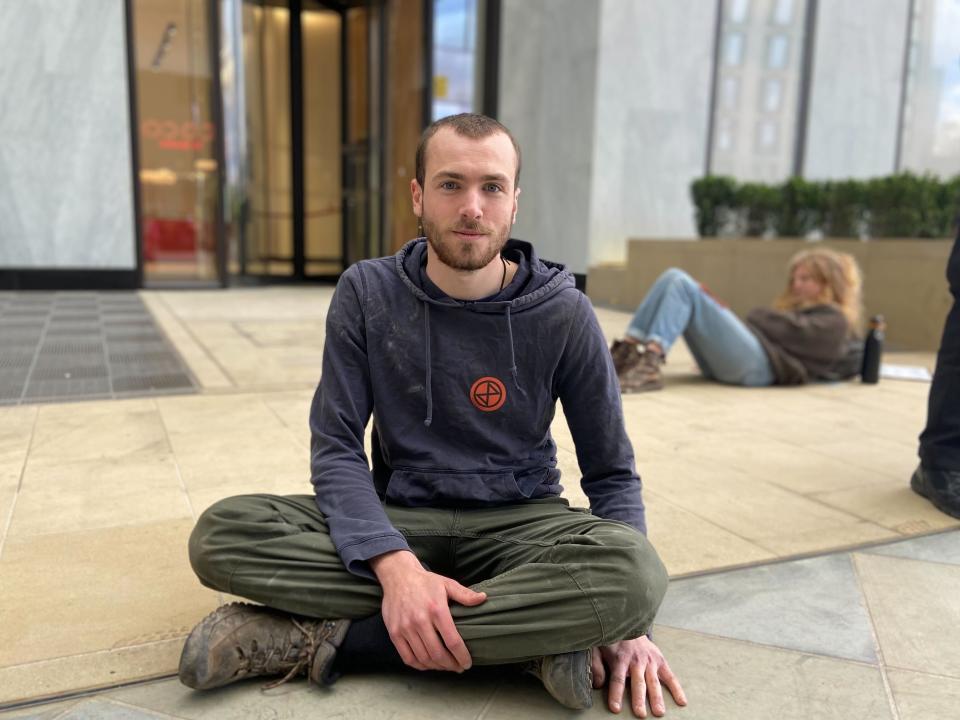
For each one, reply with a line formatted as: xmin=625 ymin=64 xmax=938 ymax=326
xmin=691 ymin=173 xmax=960 ymax=239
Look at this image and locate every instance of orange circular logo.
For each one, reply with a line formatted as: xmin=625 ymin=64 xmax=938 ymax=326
xmin=470 ymin=376 xmax=506 ymax=412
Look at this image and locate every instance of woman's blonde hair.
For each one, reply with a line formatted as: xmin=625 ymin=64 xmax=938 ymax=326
xmin=773 ymin=247 xmax=863 ymax=334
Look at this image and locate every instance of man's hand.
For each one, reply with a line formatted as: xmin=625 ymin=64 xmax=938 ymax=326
xmin=370 ymin=550 xmax=487 ymax=673
xmin=591 ymin=636 xmax=686 ymax=717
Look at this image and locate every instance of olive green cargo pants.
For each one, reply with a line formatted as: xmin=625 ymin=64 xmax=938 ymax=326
xmin=188 ymin=494 xmax=668 ymax=665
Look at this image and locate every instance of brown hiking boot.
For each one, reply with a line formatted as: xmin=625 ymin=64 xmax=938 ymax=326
xmin=178 ymin=602 xmax=350 ymax=690
xmin=525 ymin=649 xmax=594 ymax=709
xmin=618 ymin=347 xmax=665 ymax=393
xmin=610 ymin=339 xmax=642 ymax=375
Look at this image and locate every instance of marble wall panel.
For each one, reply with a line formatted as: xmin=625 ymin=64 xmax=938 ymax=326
xmin=0 ymin=0 xmax=136 ymax=269
xmin=498 ymin=0 xmax=600 ymax=273
xmin=804 ymin=0 xmax=909 ymax=180
xmin=588 ymin=0 xmax=716 ymax=262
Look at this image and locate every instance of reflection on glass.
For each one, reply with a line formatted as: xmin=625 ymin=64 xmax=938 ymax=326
xmin=899 ymin=0 xmax=960 ymax=178
xmin=432 ymin=0 xmax=478 ymax=119
xmin=133 ymin=0 xmax=219 ymax=283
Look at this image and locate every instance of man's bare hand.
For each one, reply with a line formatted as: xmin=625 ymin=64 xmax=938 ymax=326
xmin=591 ymin=636 xmax=686 ymax=717
xmin=370 ymin=550 xmax=486 ymax=673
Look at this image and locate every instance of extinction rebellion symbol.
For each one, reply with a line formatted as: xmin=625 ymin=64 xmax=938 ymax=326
xmin=469 ymin=376 xmax=507 ymax=412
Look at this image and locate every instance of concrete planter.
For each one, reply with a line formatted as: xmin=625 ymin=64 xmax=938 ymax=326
xmin=587 ymin=238 xmax=953 ymax=351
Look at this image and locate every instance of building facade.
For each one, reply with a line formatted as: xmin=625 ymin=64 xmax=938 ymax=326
xmin=1 ymin=0 xmax=956 ymax=288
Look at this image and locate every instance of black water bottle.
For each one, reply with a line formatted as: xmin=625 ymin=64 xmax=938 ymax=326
xmin=861 ymin=315 xmax=885 ymax=384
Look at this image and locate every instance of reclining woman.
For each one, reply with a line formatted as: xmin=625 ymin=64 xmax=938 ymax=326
xmin=611 ymin=247 xmax=864 ymax=392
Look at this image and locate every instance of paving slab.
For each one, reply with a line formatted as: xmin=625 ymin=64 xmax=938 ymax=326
xmin=887 ymin=668 xmax=960 ymax=720
xmin=854 ymin=552 xmax=960 ymax=678
xmin=864 ymin=529 xmax=960 ymax=565
xmin=655 ymin=553 xmax=877 ymax=662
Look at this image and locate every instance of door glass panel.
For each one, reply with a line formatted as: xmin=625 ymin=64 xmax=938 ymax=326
xmin=242 ymin=2 xmax=293 ymax=276
xmin=303 ymin=6 xmax=343 ymax=275
xmin=133 ymin=0 xmax=219 ymax=283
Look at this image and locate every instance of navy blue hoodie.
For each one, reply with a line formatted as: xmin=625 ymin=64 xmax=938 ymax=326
xmin=310 ymin=238 xmax=646 ymax=577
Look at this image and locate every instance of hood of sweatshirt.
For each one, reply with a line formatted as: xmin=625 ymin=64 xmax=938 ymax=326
xmin=395 ymin=238 xmax=574 ymax=426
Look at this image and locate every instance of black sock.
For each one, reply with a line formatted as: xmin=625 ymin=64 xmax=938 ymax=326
xmin=335 ymin=614 xmax=406 ymax=672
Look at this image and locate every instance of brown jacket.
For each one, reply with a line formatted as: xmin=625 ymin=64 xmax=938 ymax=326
xmin=746 ymin=305 xmax=862 ymax=385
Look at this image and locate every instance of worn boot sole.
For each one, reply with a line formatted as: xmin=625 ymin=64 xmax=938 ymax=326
xmin=529 ymin=649 xmax=594 ymax=710
xmin=179 ymin=603 xmax=255 ymax=690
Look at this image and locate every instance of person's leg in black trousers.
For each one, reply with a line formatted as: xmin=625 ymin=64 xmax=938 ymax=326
xmin=912 ymin=229 xmax=960 ymax=518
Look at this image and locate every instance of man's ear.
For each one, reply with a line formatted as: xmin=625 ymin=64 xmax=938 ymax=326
xmin=410 ymin=178 xmax=423 ymax=217
xmin=512 ymin=187 xmax=521 ymax=224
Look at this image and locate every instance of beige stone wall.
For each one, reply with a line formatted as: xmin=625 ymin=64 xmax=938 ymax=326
xmin=587 ymin=239 xmax=954 ymax=351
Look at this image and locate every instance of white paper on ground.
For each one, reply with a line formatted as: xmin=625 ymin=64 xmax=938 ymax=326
xmin=880 ymin=364 xmax=933 ymax=381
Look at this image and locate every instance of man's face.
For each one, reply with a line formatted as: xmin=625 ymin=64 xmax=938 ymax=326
xmin=411 ymin=128 xmax=520 ymax=272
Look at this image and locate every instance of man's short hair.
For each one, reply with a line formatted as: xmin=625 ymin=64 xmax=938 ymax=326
xmin=415 ymin=113 xmax=521 ymax=189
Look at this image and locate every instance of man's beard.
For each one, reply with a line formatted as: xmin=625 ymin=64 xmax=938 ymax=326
xmin=422 ymin=215 xmax=510 ymax=272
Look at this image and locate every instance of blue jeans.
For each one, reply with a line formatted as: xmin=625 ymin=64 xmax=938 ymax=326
xmin=626 ymin=268 xmax=775 ymax=386
xmin=919 ymin=231 xmax=960 ymax=470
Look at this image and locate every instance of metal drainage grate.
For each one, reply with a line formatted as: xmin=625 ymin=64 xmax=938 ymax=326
xmin=0 ymin=292 xmax=197 ymax=405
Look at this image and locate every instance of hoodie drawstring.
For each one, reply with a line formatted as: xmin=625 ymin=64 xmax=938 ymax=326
xmin=505 ymin=305 xmax=526 ymax=395
xmin=423 ymin=303 xmax=433 ymax=426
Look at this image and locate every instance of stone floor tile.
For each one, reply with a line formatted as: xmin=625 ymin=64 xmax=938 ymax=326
xmin=8 ymin=454 xmax=191 ymax=538
xmin=109 ymin=671 xmax=501 ymax=720
xmin=0 ymin=639 xmax=182 ymax=706
xmin=54 ymin=699 xmax=175 ymax=719
xmin=655 ymin=553 xmax=877 ymax=662
xmin=258 ymin=390 xmax=314 ymax=437
xmin=27 ymin=400 xmax=167 ymax=468
xmin=643 ymin=493 xmax=775 ymax=576
xmin=854 ymin=552 xmax=960 ymax=677
xmin=813 ymin=481 xmax=960 ymax=534
xmin=638 ymin=456 xmax=885 ymax=552
xmin=808 ymin=435 xmax=919 ymax=482
xmin=887 ymin=668 xmax=960 ymax=720
xmin=631 ymin=627 xmax=891 ymax=720
xmin=0 ymin=699 xmax=78 ymax=718
xmin=757 ymin=521 xmax=897 ymax=556
xmin=187 ymin=482 xmax=313 ymax=518
xmin=0 ymin=407 xmax=37 ymax=482
xmin=157 ymin=394 xmax=283 ymax=437
xmin=674 ymin=431 xmax=892 ymax=494
xmin=138 ymin=295 xmax=232 ymax=391
xmin=0 ymin=519 xmax=216 ymax=668
xmin=864 ymin=529 xmax=960 ymax=565
xmin=167 ymin=427 xmax=308 ymax=492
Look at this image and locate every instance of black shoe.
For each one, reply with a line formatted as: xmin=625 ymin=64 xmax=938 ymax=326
xmin=911 ymin=465 xmax=960 ymax=520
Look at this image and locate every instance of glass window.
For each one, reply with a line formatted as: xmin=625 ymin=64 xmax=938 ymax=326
xmin=710 ymin=0 xmax=807 ymax=182
xmin=133 ymin=0 xmax=220 ymax=284
xmin=899 ymin=0 xmax=960 ymax=178
xmin=757 ymin=120 xmax=778 ymax=151
xmin=432 ymin=0 xmax=479 ymax=120
xmin=772 ymin=0 xmax=794 ymax=25
xmin=729 ymin=0 xmax=751 ymax=24
xmin=766 ymin=35 xmax=789 ymax=69
xmin=718 ymin=119 xmax=735 ymax=151
xmin=762 ymin=78 xmax=782 ymax=112
xmin=724 ymin=33 xmax=745 ymax=66
xmin=721 ymin=76 xmax=740 ymax=109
